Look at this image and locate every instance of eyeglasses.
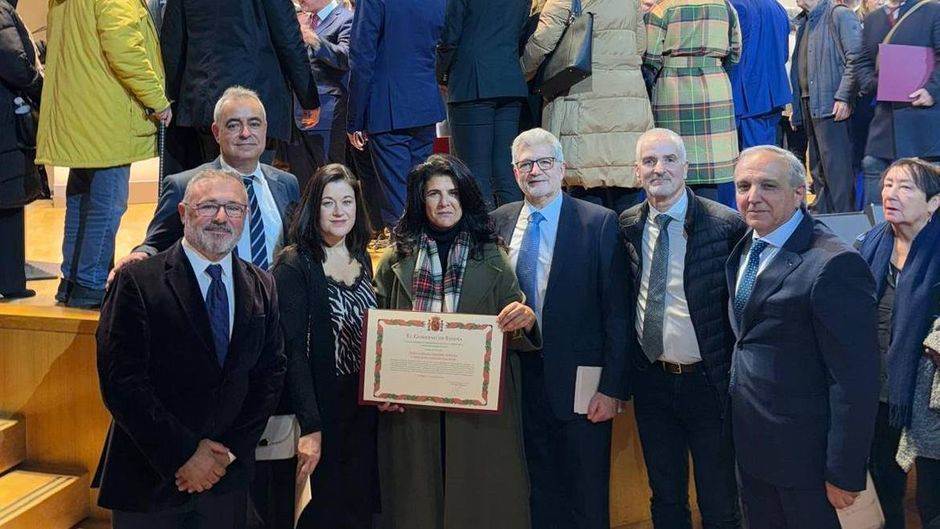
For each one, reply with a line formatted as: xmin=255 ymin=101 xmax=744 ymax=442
xmin=513 ymin=157 xmax=557 ymax=174
xmin=185 ymin=201 xmax=249 ymax=218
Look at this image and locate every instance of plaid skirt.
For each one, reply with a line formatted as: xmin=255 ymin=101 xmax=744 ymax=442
xmin=652 ymin=57 xmax=739 ymax=185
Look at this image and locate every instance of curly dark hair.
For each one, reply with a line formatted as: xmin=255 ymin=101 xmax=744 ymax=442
xmin=391 ymin=154 xmax=501 ymax=259
xmin=287 ymin=163 xmax=374 ymax=263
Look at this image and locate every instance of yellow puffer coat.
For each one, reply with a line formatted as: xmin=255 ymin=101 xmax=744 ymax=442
xmin=36 ymin=0 xmax=169 ymax=168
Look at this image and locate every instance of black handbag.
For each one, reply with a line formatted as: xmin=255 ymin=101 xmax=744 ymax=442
xmin=534 ymin=0 xmax=593 ymax=101
xmin=0 ymin=94 xmax=46 ymax=208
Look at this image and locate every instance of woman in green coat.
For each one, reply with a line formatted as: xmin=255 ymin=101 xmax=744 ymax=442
xmin=373 ymin=155 xmax=539 ymax=529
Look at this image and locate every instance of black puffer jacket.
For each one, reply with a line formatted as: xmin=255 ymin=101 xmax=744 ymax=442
xmin=0 ymin=0 xmax=42 ymax=208
xmin=619 ymin=189 xmax=746 ymax=413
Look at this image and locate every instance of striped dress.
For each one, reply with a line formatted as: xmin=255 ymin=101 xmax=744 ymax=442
xmin=644 ymin=0 xmax=742 ymax=185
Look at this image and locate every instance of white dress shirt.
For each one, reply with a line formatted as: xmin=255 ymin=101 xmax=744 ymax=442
xmin=220 ymin=159 xmax=284 ymax=267
xmin=507 ymin=192 xmax=563 ymax=322
xmin=636 ymin=192 xmax=702 ymax=365
xmin=735 ymin=208 xmax=805 ymax=296
xmin=182 ymin=238 xmax=235 ymax=337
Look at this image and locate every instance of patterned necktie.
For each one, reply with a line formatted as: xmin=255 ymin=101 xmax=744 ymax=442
xmin=733 ymin=239 xmax=769 ymax=324
xmin=516 ymin=211 xmax=545 ymax=312
xmin=242 ymin=175 xmax=269 ymax=270
xmin=205 ymin=264 xmax=230 ymax=366
xmin=310 ymin=13 xmax=320 ymax=30
xmin=641 ymin=214 xmax=673 ymax=362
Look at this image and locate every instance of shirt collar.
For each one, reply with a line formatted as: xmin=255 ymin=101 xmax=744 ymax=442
xmin=752 ymin=208 xmax=804 ymax=249
xmin=524 ymin=191 xmax=563 ymax=224
xmin=182 ymin=238 xmax=234 ymax=276
xmin=317 ymin=0 xmax=337 ymax=21
xmin=219 ymin=157 xmax=263 ymax=180
xmin=648 ymin=189 xmax=689 ymax=226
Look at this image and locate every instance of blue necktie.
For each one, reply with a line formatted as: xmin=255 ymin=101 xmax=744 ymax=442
xmin=516 ymin=211 xmax=545 ymax=311
xmin=242 ymin=175 xmax=269 ymax=270
xmin=642 ymin=214 xmax=673 ymax=362
xmin=205 ymin=264 xmax=230 ymax=366
xmin=733 ymin=239 xmax=769 ymax=324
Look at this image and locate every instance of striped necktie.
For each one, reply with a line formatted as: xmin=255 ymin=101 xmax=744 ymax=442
xmin=242 ymin=175 xmax=269 ymax=270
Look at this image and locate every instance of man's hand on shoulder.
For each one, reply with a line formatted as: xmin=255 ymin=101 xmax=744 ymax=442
xmin=586 ymin=392 xmax=619 ymax=423
xmin=107 ymin=251 xmax=149 ymax=288
xmin=825 ymin=481 xmax=860 ymax=509
xmin=174 ymin=439 xmax=232 ymax=493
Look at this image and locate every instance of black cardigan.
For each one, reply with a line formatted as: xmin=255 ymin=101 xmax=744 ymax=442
xmin=271 ymin=245 xmax=372 ymax=435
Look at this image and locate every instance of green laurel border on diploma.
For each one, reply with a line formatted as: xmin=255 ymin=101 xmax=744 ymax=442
xmin=373 ymin=319 xmax=495 ymax=406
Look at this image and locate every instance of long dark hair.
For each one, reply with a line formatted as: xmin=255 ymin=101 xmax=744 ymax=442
xmin=391 ymin=154 xmax=500 ymax=258
xmin=288 ymin=163 xmax=374 ymax=263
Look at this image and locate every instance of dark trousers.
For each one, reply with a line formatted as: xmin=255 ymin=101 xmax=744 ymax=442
xmin=868 ymin=401 xmax=907 ymax=529
xmin=800 ymin=98 xmax=856 ymax=213
xmin=566 ymin=185 xmax=645 ymax=216
xmin=247 ymin=459 xmax=295 ymax=529
xmin=917 ymin=457 xmax=940 ymax=527
xmin=521 ymin=355 xmax=611 ymax=529
xmin=164 ymin=125 xmax=221 ymax=176
xmin=633 ymin=365 xmax=740 ymax=529
xmin=347 ymin=142 xmax=385 ymax=231
xmin=448 ymin=98 xmax=523 ymax=209
xmin=738 ymin=468 xmax=839 ymax=529
xmin=369 ymin=126 xmax=435 ymax=226
xmin=0 ymin=207 xmax=26 ymax=294
xmin=737 ymin=111 xmax=781 ymax=150
xmin=112 ymin=487 xmax=249 ymax=529
xmin=281 ymin=114 xmax=349 ymax=193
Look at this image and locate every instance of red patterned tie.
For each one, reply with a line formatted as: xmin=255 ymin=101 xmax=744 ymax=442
xmin=310 ymin=14 xmax=320 ymax=31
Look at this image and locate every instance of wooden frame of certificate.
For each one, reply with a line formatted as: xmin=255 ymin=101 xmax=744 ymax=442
xmin=358 ymin=309 xmax=507 ymax=414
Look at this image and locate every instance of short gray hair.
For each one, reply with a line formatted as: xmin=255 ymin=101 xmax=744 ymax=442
xmin=737 ymin=145 xmax=806 ymax=189
xmin=511 ymin=128 xmax=564 ymax=164
xmin=212 ymin=86 xmax=267 ymax=125
xmin=635 ymin=128 xmax=687 ymax=162
xmin=182 ymin=170 xmax=247 ymax=203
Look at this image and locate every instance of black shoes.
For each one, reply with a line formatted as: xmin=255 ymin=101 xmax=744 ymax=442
xmin=0 ymin=288 xmax=36 ymax=299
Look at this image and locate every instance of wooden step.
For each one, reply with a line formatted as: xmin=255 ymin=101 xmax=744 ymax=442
xmin=69 ymin=518 xmax=109 ymax=529
xmin=0 ymin=421 xmax=25 ymax=476
xmin=0 ymin=470 xmax=87 ymax=529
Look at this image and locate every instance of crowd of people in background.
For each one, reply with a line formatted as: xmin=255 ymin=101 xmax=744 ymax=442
xmin=1 ymin=0 xmax=939 ymax=528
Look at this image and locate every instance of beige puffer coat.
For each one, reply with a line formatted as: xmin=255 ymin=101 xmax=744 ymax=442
xmin=524 ymin=0 xmax=654 ymax=189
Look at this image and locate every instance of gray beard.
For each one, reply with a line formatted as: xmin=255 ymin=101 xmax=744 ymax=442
xmin=184 ymin=222 xmax=240 ymax=258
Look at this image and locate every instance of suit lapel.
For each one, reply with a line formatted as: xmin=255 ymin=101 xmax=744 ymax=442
xmin=543 ymin=195 xmax=575 ymax=309
xmin=494 ymin=202 xmax=524 ymax=244
xmin=725 ymin=232 xmax=749 ymax=337
xmin=262 ymin=166 xmax=290 ymax=225
xmin=165 ymin=243 xmax=217 ymax=364
xmin=226 ymin=258 xmax=255 ymax=370
xmin=317 ymin=6 xmax=342 ymax=34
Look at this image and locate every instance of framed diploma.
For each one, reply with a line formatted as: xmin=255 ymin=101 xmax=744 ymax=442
xmin=359 ymin=309 xmax=506 ymax=413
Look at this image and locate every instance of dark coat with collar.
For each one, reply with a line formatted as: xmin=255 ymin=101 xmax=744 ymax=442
xmin=725 ymin=212 xmax=879 ymax=491
xmin=619 ymin=189 xmax=746 ymax=413
xmin=491 ymin=193 xmax=631 ymax=420
xmin=160 ymin=0 xmax=319 ymax=141
xmin=134 ymin=157 xmax=300 ymax=256
xmin=94 ymin=241 xmax=286 ymax=511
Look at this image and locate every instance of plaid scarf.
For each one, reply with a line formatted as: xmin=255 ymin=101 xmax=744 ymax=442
xmin=411 ymin=230 xmax=472 ymax=313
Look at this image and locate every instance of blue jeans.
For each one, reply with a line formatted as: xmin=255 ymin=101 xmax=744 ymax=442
xmin=61 ymin=166 xmax=130 ymax=290
xmin=633 ymin=365 xmax=741 ymax=529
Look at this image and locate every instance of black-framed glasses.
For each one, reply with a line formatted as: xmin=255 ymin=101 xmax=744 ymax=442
xmin=513 ymin=157 xmax=556 ymax=173
xmin=185 ymin=201 xmax=249 ymax=218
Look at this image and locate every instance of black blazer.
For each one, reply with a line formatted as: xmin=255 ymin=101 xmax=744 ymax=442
xmin=491 ymin=194 xmax=632 ymax=420
xmin=620 ymin=190 xmax=746 ymax=413
xmin=160 ymin=0 xmax=319 ymax=141
xmin=94 ymin=242 xmax=286 ymax=511
xmin=725 ymin=213 xmax=879 ymax=491
xmin=271 ymin=246 xmax=372 ymax=434
xmin=436 ymin=0 xmax=530 ymax=103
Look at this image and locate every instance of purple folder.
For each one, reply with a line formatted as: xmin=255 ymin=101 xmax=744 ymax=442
xmin=877 ymin=44 xmax=936 ymax=102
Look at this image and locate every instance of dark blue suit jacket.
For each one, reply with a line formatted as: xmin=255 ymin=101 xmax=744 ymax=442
xmin=728 ymin=0 xmax=792 ymax=118
xmin=134 ymin=158 xmax=300 ymax=256
xmin=492 ymin=194 xmax=631 ymax=420
xmin=725 ymin=213 xmax=879 ymax=491
xmin=295 ymin=5 xmax=353 ymax=133
xmin=347 ymin=0 xmax=447 ymax=134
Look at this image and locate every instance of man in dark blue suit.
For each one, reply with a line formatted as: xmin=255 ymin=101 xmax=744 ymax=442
xmin=728 ymin=145 xmax=879 ymax=529
xmin=728 ymin=0 xmax=791 ymax=149
xmin=347 ymin=0 xmax=447 ymax=228
xmin=491 ymin=128 xmax=630 ymax=529
xmin=282 ymin=0 xmax=353 ymax=190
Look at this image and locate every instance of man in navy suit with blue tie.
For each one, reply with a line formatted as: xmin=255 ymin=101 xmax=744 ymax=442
xmin=728 ymin=145 xmax=879 ymax=529
xmin=282 ymin=0 xmax=354 ymax=190
xmin=346 ymin=0 xmax=447 ymax=228
xmin=491 ymin=128 xmax=630 ymax=529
